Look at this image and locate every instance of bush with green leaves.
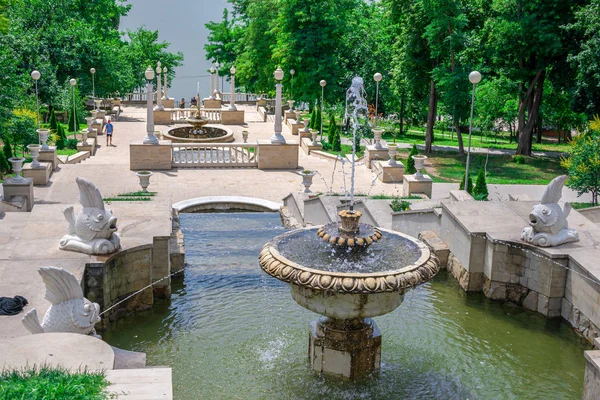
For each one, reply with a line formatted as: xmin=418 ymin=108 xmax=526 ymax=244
xmin=49 ymin=108 xmax=58 ymax=131
xmin=406 ymin=144 xmax=418 ymax=174
xmin=6 ymin=108 xmax=38 ymax=156
xmin=561 ymin=121 xmax=600 ymax=205
xmin=3 ymin=136 xmax=13 ymax=165
xmin=66 ymin=138 xmax=79 ymax=150
xmin=513 ymin=155 xmax=525 ymax=164
xmin=459 ymin=173 xmax=474 ymax=194
xmin=327 ymin=114 xmax=341 ymax=151
xmin=0 ymin=151 xmax=10 ymax=178
xmin=473 ymin=168 xmax=489 ymax=200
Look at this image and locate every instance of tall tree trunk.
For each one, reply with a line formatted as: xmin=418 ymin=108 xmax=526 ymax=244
xmin=454 ymin=121 xmax=464 ymax=154
xmin=399 ymin=91 xmax=405 ymax=142
xmin=516 ymin=70 xmax=546 ymax=155
xmin=425 ymin=79 xmax=437 ymax=153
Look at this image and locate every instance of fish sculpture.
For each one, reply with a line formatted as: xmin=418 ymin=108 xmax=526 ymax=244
xmin=59 ymin=177 xmax=120 ymax=255
xmin=521 ymin=175 xmax=579 ymax=247
xmin=22 ymin=267 xmax=101 ymax=336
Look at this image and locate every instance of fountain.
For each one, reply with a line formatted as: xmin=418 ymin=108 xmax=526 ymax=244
xmin=164 ymin=101 xmax=234 ymax=143
xmin=259 ymin=77 xmax=440 ymax=379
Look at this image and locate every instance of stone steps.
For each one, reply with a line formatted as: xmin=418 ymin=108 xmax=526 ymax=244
xmin=106 ymin=367 xmax=172 ymax=399
xmin=1 ymin=195 xmax=27 ymax=212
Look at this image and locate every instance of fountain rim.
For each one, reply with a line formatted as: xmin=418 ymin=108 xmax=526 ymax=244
xmin=164 ymin=124 xmax=234 ymax=143
xmin=259 ymin=225 xmax=439 ymax=294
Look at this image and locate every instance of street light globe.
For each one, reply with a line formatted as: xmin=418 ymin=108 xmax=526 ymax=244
xmin=157 ymin=60 xmax=161 ymax=68
xmin=320 ymin=80 xmax=326 ymax=87
xmin=156 ymin=64 xmax=162 ymax=74
xmin=31 ymin=70 xmax=41 ymax=80
xmin=230 ymin=66 xmax=236 ymax=75
xmin=163 ymin=66 xmax=168 ymax=73
xmin=469 ymin=71 xmax=482 ymax=84
xmin=290 ymin=69 xmax=295 ymax=75
xmin=145 ymin=66 xmax=155 ymax=81
xmin=215 ymin=62 xmax=220 ymax=68
xmin=69 ymin=78 xmax=76 ymax=86
xmin=374 ymin=72 xmax=382 ymax=82
xmin=274 ymin=66 xmax=284 ymax=81
xmin=90 ymin=68 xmax=96 ymax=74
xmin=210 ymin=67 xmax=215 ymax=74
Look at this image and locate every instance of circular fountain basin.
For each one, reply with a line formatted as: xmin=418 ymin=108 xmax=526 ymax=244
xmin=164 ymin=125 xmax=234 ymax=143
xmin=259 ymin=226 xmax=439 ymax=320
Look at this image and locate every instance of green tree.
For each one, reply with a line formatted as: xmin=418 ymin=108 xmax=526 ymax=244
xmin=328 ymin=114 xmax=341 ymax=151
xmin=49 ymin=108 xmax=57 ymax=131
xmin=459 ymin=173 xmax=474 ymax=194
xmin=2 ymin=136 xmax=13 ymax=169
xmin=473 ymin=168 xmax=489 ymax=200
xmin=406 ymin=144 xmax=418 ymax=174
xmin=0 ymin=150 xmax=9 ymax=178
xmin=204 ymin=9 xmax=242 ymax=80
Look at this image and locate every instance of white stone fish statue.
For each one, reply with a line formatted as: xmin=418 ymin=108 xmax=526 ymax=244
xmin=59 ymin=177 xmax=120 ymax=255
xmin=521 ymin=175 xmax=579 ymax=247
xmin=21 ymin=267 xmax=101 ymax=336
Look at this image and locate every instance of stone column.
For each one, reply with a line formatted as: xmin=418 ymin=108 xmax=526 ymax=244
xmin=144 ymin=82 xmax=158 ymax=144
xmin=270 ymin=70 xmax=285 ymax=144
xmin=154 ymin=62 xmax=164 ymax=111
xmin=209 ymin=69 xmax=215 ymax=100
xmin=162 ymin=66 xmax=168 ymax=100
xmin=229 ymin=71 xmax=237 ymax=111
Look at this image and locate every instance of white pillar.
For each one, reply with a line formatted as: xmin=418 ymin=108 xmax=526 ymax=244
xmin=209 ymin=69 xmax=215 ymax=100
xmin=144 ymin=82 xmax=159 ymax=144
xmin=154 ymin=63 xmax=164 ymax=111
xmin=162 ymin=67 xmax=168 ymax=100
xmin=215 ymin=66 xmax=220 ymax=98
xmin=270 ymin=77 xmax=285 ymax=144
xmin=230 ymin=71 xmax=237 ymax=111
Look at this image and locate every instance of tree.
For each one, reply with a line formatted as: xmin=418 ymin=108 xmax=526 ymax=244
xmin=561 ymin=119 xmax=600 ymax=205
xmin=473 ymin=168 xmax=489 ymax=200
xmin=204 ymin=9 xmax=242 ymax=80
xmin=406 ymin=144 xmax=418 ymax=174
xmin=328 ymin=114 xmax=341 ymax=151
xmin=459 ymin=173 xmax=474 ymax=194
xmin=49 ymin=108 xmax=57 ymax=131
xmin=2 ymin=136 xmax=13 ymax=170
xmin=0 ymin=150 xmax=9 ymax=178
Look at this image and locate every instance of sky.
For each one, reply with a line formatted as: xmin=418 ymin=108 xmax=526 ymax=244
xmin=119 ymin=0 xmax=230 ymax=102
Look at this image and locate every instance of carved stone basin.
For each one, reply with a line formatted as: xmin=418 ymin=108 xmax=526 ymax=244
xmin=164 ymin=125 xmax=234 ymax=143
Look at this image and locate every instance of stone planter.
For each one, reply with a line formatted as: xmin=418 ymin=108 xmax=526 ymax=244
xmin=310 ymin=129 xmax=319 ymax=146
xmin=136 ymin=171 xmax=153 ymax=192
xmin=299 ymin=170 xmax=316 ymax=193
xmin=86 ymin=117 xmax=94 ymax=133
xmin=388 ymin=144 xmax=398 ymax=165
xmin=80 ymin=130 xmax=88 ymax=143
xmin=288 ymin=100 xmax=295 ymax=112
xmin=27 ymin=144 xmax=41 ymax=168
xmin=242 ymin=130 xmax=249 ymax=143
xmin=91 ymin=111 xmax=98 ymax=119
xmin=412 ymin=155 xmax=428 ymax=178
xmin=36 ymin=129 xmax=50 ymax=151
xmin=302 ymin=119 xmax=310 ymax=133
xmin=373 ymin=128 xmax=384 ymax=150
xmin=7 ymin=157 xmax=26 ymax=183
xmin=94 ymin=99 xmax=102 ymax=111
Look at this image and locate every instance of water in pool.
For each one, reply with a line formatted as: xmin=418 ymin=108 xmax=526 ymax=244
xmin=103 ymin=212 xmax=587 ymax=399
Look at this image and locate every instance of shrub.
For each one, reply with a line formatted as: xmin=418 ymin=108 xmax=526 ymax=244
xmin=67 ymin=108 xmax=80 ymax=133
xmin=328 ymin=114 xmax=341 ymax=151
xmin=513 ymin=155 xmax=525 ymax=164
xmin=3 ymin=136 xmax=13 ymax=163
xmin=391 ymin=198 xmax=411 ymax=212
xmin=561 ymin=124 xmax=600 ymax=205
xmin=7 ymin=108 xmax=37 ymax=155
xmin=49 ymin=108 xmax=57 ymax=131
xmin=473 ymin=168 xmax=489 ymax=200
xmin=0 ymin=151 xmax=9 ymax=178
xmin=66 ymin=138 xmax=78 ymax=150
xmin=406 ymin=144 xmax=418 ymax=174
xmin=459 ymin=173 xmax=474 ymax=194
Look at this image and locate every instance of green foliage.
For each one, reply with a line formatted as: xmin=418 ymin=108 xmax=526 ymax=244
xmin=66 ymin=105 xmax=80 ymax=133
xmin=6 ymin=108 xmax=37 ymax=156
xmin=0 ymin=149 xmax=9 ymax=177
xmin=561 ymin=126 xmax=600 ymax=206
xmin=459 ymin=173 xmax=474 ymax=194
xmin=406 ymin=144 xmax=418 ymax=174
xmin=49 ymin=108 xmax=57 ymax=131
xmin=55 ymin=124 xmax=66 ymax=150
xmin=473 ymin=168 xmax=489 ymax=200
xmin=513 ymin=155 xmax=525 ymax=164
xmin=327 ymin=114 xmax=341 ymax=151
xmin=390 ymin=198 xmax=411 ymax=212
xmin=0 ymin=366 xmax=110 ymax=400
xmin=66 ymin=138 xmax=78 ymax=150
xmin=3 ymin=136 xmax=13 ymax=164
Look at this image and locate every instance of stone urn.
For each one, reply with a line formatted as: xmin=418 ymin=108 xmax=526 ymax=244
xmin=94 ymin=99 xmax=102 ymax=111
xmin=91 ymin=110 xmax=98 ymax=119
xmin=288 ymin=100 xmax=295 ymax=112
xmin=36 ymin=129 xmax=50 ymax=150
xmin=85 ymin=117 xmax=94 ymax=133
xmin=295 ymin=110 xmax=302 ymax=120
xmin=242 ymin=130 xmax=249 ymax=143
xmin=27 ymin=144 xmax=41 ymax=168
xmin=388 ymin=144 xmax=398 ymax=165
xmin=412 ymin=155 xmax=428 ymax=178
xmin=302 ymin=119 xmax=310 ymax=133
xmin=136 ymin=171 xmax=153 ymax=192
xmin=299 ymin=170 xmax=317 ymax=193
xmin=7 ymin=157 xmax=26 ymax=183
xmin=373 ymin=128 xmax=384 ymax=150
xmin=310 ymin=129 xmax=319 ymax=146
xmin=80 ymin=129 xmax=88 ymax=143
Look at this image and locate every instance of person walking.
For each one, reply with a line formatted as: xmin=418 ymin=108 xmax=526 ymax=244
xmin=179 ymin=98 xmax=186 ymax=108
xmin=104 ymin=119 xmax=114 ymax=146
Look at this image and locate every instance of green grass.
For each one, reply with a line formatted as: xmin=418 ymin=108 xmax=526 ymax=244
xmin=321 ymin=143 xmax=365 ymax=159
xmin=56 ymin=149 xmax=78 ymax=156
xmin=571 ymin=202 xmax=596 ymax=210
xmin=104 ymin=191 xmax=156 ymax=202
xmin=0 ymin=366 xmax=111 ymax=400
xmin=369 ymin=194 xmax=422 ymax=200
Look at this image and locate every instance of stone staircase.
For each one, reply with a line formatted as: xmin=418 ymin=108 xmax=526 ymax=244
xmin=1 ymin=194 xmax=27 ymax=212
xmin=57 ymin=150 xmax=91 ymax=165
xmin=106 ymin=367 xmax=173 ymax=399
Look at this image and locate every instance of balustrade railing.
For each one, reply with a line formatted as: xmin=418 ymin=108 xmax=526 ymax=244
xmin=170 ymin=108 xmax=222 ymax=123
xmin=220 ymin=92 xmax=260 ymax=104
xmin=172 ymin=143 xmax=257 ymax=168
xmin=121 ymin=92 xmax=157 ymax=103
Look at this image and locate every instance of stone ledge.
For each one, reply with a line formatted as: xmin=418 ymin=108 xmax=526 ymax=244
xmin=173 ymin=196 xmax=281 ymax=213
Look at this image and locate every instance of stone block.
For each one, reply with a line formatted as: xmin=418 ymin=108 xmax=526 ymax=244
xmin=373 ymin=161 xmax=405 ymax=183
xmin=365 ymin=145 xmax=389 ymax=169
xmin=506 ymin=284 xmax=528 ymax=304
xmin=548 ymin=297 xmax=562 ymax=318
xmin=288 ymin=120 xmax=305 ymax=135
xmin=153 ymin=110 xmax=172 ymax=125
xmin=403 ymin=174 xmax=433 ymax=199
xmin=257 ymin=140 xmax=299 ymax=170
xmin=129 ymin=140 xmax=173 ymax=170
xmin=87 ymin=128 xmax=98 ymax=138
xmin=2 ymin=178 xmax=34 ymax=211
xmin=38 ymin=147 xmax=58 ymax=170
xmin=22 ymin=162 xmax=52 ymax=185
xmin=522 ymin=290 xmax=538 ymax=311
xmin=204 ymin=99 xmax=222 ymax=109
xmin=483 ymin=280 xmax=507 ymax=300
xmin=537 ymin=293 xmax=550 ymax=315
xmin=77 ymin=138 xmax=96 ymax=156
xmin=162 ymin=98 xmax=175 ymax=108
xmin=300 ymin=138 xmax=322 ymax=155
xmin=221 ymin=110 xmax=245 ymax=125
xmin=284 ymin=111 xmax=296 ymax=123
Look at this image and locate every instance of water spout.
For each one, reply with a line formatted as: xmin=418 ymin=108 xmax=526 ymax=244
xmin=345 ymin=77 xmax=369 ymax=211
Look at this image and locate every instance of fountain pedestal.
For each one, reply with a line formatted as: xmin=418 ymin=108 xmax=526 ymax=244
xmin=403 ymin=174 xmax=433 ymax=199
xmin=309 ymin=318 xmax=381 ymax=379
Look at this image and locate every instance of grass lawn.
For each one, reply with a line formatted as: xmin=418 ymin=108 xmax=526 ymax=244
xmin=321 ymin=143 xmax=365 ymax=159
xmin=0 ymin=366 xmax=111 ymax=400
xmin=56 ymin=148 xmax=79 ymax=156
xmin=395 ymin=149 xmax=565 ymax=185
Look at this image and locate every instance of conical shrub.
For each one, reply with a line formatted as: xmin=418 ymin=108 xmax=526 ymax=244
xmin=406 ymin=144 xmax=418 ymax=174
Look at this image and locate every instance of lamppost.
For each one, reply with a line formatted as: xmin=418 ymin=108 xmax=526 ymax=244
xmin=290 ymin=69 xmax=295 ymax=100
xmin=319 ymin=79 xmax=326 ymax=141
xmin=214 ymin=62 xmax=220 ymax=99
xmin=154 ymin=61 xmax=164 ymax=111
xmin=229 ymin=66 xmax=237 ymax=111
xmin=464 ymin=70 xmax=482 ymax=192
xmin=31 ymin=70 xmax=41 ymax=129
xmin=70 ymin=78 xmax=77 ymax=140
xmin=144 ymin=66 xmax=159 ymax=144
xmin=162 ymin=66 xmax=168 ymax=100
xmin=209 ymin=67 xmax=215 ymax=100
xmin=373 ymin=72 xmax=382 ymax=127
xmin=270 ymin=66 xmax=285 ymax=144
xmin=90 ymin=67 xmax=96 ymax=99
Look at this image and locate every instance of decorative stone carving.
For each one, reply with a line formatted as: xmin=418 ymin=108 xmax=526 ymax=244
xmin=59 ymin=177 xmax=120 ymax=255
xmin=521 ymin=175 xmax=579 ymax=247
xmin=22 ymin=267 xmax=101 ymax=336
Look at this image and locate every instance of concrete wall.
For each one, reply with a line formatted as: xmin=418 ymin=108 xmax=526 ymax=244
xmin=391 ymin=209 xmax=440 ymax=238
xmin=578 ymin=206 xmax=600 ymax=224
xmin=304 ymin=197 xmax=332 ymax=226
xmin=129 ymin=141 xmax=172 ymax=170
xmin=584 ymin=348 xmax=600 ymax=400
xmin=257 ymin=141 xmax=299 ymax=170
xmin=221 ymin=110 xmax=245 ymax=125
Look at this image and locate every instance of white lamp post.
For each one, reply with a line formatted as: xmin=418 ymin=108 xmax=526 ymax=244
xmin=215 ymin=62 xmax=220 ymax=98
xmin=229 ymin=66 xmax=237 ymax=111
xmin=209 ymin=67 xmax=215 ymax=100
xmin=270 ymin=66 xmax=286 ymax=144
xmin=464 ymin=70 xmax=482 ymax=192
xmin=144 ymin=66 xmax=159 ymax=144
xmin=374 ymin=72 xmax=382 ymax=127
xmin=90 ymin=67 xmax=96 ymax=99
xmin=154 ymin=61 xmax=164 ymax=111
xmin=319 ymin=79 xmax=326 ymax=141
xmin=290 ymin=69 xmax=295 ymax=101
xmin=162 ymin=66 xmax=168 ymax=100
xmin=70 ymin=78 xmax=77 ymax=140
xmin=31 ymin=70 xmax=41 ymax=129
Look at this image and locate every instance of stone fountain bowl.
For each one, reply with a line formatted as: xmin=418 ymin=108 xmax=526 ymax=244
xmin=259 ymin=226 xmax=439 ymax=320
xmin=164 ymin=125 xmax=234 ymax=143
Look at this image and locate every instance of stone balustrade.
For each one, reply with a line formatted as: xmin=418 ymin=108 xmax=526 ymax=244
xmin=171 ymin=143 xmax=257 ymax=168
xmin=168 ymin=108 xmax=222 ymax=124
